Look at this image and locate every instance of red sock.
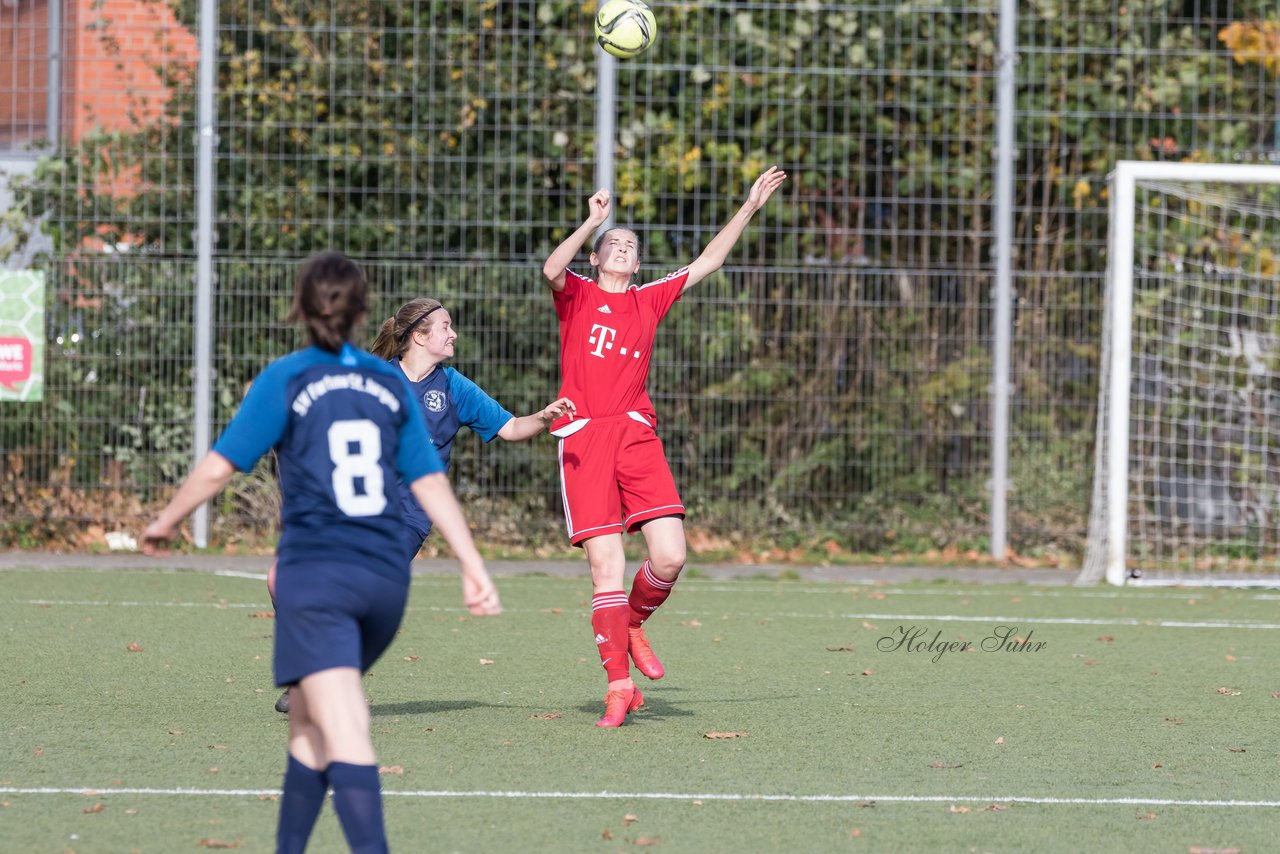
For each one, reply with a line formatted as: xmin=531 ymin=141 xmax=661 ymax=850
xmin=628 ymin=559 xmax=676 ymax=628
xmin=591 ymin=591 xmax=631 ymax=682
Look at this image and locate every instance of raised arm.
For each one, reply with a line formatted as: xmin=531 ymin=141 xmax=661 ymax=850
xmin=542 ymin=189 xmax=612 ymax=291
xmin=140 ymin=452 xmax=238 ymax=554
xmin=497 ymin=396 xmax=577 ymax=441
xmin=683 ymin=166 xmax=787 ymax=292
xmin=409 ymin=471 xmax=502 ymax=615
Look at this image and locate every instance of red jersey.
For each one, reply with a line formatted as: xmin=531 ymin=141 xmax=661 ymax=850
xmin=551 ymin=267 xmax=688 ymax=431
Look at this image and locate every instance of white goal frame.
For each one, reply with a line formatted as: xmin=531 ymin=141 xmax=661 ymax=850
xmin=1086 ymin=160 xmax=1280 ymax=587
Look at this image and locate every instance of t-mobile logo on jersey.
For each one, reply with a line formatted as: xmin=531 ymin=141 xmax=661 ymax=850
xmin=588 ymin=323 xmax=617 ymax=358
xmin=588 ymin=323 xmax=643 ymax=360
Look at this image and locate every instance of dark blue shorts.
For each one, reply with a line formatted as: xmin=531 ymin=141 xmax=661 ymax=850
xmin=273 ymin=559 xmax=410 ymax=687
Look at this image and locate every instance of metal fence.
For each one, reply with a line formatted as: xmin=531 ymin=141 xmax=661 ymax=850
xmin=1 ymin=0 xmax=1276 ymax=561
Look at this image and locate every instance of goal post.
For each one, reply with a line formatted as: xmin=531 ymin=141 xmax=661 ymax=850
xmin=1081 ymin=161 xmax=1280 ymax=586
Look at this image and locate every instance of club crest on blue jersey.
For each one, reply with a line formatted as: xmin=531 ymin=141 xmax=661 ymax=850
xmin=423 ymin=389 xmax=448 ymax=413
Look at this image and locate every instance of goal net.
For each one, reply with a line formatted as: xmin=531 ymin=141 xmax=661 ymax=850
xmin=1081 ymin=161 xmax=1280 ymax=586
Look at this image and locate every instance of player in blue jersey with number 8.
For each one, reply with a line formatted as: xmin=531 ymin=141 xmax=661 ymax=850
xmin=141 ymin=251 xmax=499 ymax=854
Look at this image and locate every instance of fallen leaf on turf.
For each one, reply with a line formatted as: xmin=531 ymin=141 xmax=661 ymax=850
xmin=1228 ymin=747 xmax=1246 ymax=753
xmin=379 ymin=765 xmax=404 ymax=775
xmin=860 ymin=669 xmax=873 ymax=676
xmin=1153 ymin=763 xmax=1163 ymax=768
xmin=1166 ymin=717 xmax=1184 ymax=725
xmin=681 ymin=619 xmax=702 ymax=627
xmin=125 ymin=808 xmax=138 ymax=815
xmin=403 ymin=655 xmax=419 ymax=662
xmin=32 ymin=747 xmax=43 ymax=756
xmin=528 ymin=713 xmax=561 ymax=719
xmin=826 ymin=645 xmax=855 ymax=652
xmin=248 ymin=612 xmax=273 ymax=619
xmin=995 ymin=736 xmax=1005 ymax=744
xmin=258 ymin=795 xmax=278 ymax=802
xmin=479 ymin=658 xmax=494 ymax=665
xmin=859 ymin=800 xmax=876 ymax=808
xmin=548 ymin=608 xmax=563 ymax=615
xmin=1097 ymin=635 xmax=1114 ymax=643
xmin=1188 ymin=847 xmax=1240 ymax=854
xmin=196 ymin=840 xmax=241 ymax=849
xmin=83 ymin=803 xmax=104 ymax=813
xmin=1216 ymin=687 xmax=1242 ymax=696
xmin=985 ymin=804 xmax=1008 ymax=811
xmin=126 ymin=643 xmax=143 ymax=653
xmin=601 ymin=829 xmax=613 ymax=840
xmin=703 ymin=732 xmax=747 ymax=739
xmin=849 ymin=828 xmax=863 ymax=837
xmin=208 ymin=744 xmax=228 ymax=750
xmin=861 ymin=621 xmax=876 ymax=631
xmin=169 ymin=729 xmax=184 ymax=736
xmin=1225 ymin=654 xmax=1236 ymax=661
xmin=1136 ymin=811 xmax=1156 ymax=820
xmin=929 ymin=763 xmax=963 ymax=769
xmin=623 ymin=814 xmax=638 ymax=825
xmin=634 ymin=837 xmax=660 ymax=846
xmin=949 ymin=805 xmax=970 ymax=813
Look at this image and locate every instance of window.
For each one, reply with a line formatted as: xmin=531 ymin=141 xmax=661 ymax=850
xmin=1 ymin=0 xmax=53 ymax=152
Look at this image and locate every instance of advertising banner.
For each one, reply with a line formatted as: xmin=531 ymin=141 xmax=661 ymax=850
xmin=0 ymin=270 xmax=45 ymax=402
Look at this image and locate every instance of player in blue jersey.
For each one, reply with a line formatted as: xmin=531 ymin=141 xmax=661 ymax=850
xmin=267 ymin=295 xmax=572 ymax=715
xmin=368 ymin=296 xmax=576 ymax=564
xmin=141 ymin=251 xmax=500 ymax=854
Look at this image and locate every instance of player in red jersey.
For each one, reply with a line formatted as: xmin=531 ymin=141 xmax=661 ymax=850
xmin=542 ymin=166 xmax=786 ymax=727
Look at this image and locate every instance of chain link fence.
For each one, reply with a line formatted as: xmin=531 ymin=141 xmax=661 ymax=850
xmin=2 ymin=0 xmax=1276 ymax=561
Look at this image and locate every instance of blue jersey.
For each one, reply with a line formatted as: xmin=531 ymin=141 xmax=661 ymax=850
xmin=213 ymin=344 xmax=445 ymax=580
xmin=392 ymin=363 xmax=513 ymax=540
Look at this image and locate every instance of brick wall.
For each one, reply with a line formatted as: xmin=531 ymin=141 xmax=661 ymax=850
xmin=0 ymin=0 xmax=197 ymax=150
xmin=69 ymin=0 xmax=198 ymax=139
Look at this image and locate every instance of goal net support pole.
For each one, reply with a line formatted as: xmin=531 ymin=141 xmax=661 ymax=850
xmin=1083 ymin=160 xmax=1280 ymax=586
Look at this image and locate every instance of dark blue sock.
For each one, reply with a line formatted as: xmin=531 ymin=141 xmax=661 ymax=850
xmin=328 ymin=761 xmax=388 ymax=854
xmin=277 ymin=754 xmax=328 ymax=854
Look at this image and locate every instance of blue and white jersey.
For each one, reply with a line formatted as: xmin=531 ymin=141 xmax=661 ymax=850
xmin=392 ymin=363 xmax=513 ymax=540
xmin=214 ymin=344 xmax=444 ymax=580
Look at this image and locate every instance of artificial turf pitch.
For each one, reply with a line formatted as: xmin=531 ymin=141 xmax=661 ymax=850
xmin=3 ymin=564 xmax=1277 ymax=852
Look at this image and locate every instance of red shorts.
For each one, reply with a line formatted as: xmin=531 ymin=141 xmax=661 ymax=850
xmin=555 ymin=412 xmax=685 ymax=545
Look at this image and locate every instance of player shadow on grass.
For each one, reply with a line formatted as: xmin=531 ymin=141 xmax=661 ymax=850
xmin=574 ymin=689 xmax=696 ymax=721
xmin=370 ymin=699 xmax=498 ymax=716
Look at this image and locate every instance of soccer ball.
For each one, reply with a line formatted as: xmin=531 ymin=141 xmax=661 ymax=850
xmin=594 ymin=0 xmax=657 ymax=59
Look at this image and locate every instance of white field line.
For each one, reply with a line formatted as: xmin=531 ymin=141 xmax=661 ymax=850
xmin=11 ymin=564 xmax=1280 ymax=601
xmin=1 ymin=786 xmax=1278 ymax=808
xmin=10 ymin=599 xmax=1280 ymax=630
xmin=6 ymin=565 xmax=1278 ymax=602
xmin=20 ymin=600 xmax=270 ymax=609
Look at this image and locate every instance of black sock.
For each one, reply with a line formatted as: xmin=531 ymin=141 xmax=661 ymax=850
xmin=328 ymin=761 xmax=388 ymax=854
xmin=277 ymin=754 xmax=327 ymax=854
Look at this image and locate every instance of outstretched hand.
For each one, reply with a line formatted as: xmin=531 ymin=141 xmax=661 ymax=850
xmin=747 ymin=166 xmax=787 ymax=212
xmin=587 ymin=189 xmax=611 ymax=227
xmin=541 ymin=396 xmax=577 ymax=423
